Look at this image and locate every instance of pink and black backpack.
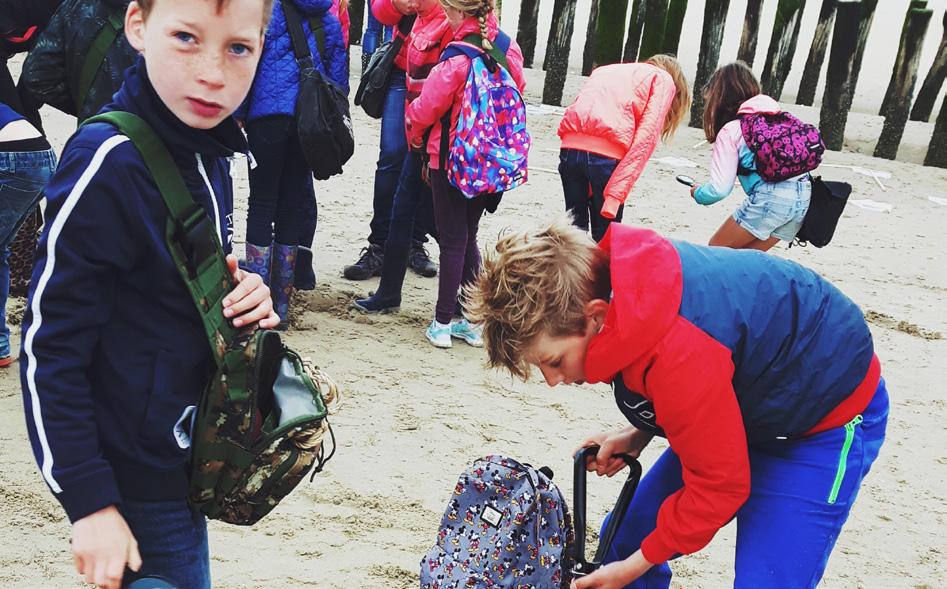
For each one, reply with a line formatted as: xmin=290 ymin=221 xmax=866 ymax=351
xmin=436 ymin=32 xmax=530 ymax=199
xmin=739 ymin=112 xmax=825 ymax=182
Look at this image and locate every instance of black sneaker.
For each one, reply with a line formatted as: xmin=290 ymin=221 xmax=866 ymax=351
xmin=409 ymin=243 xmax=438 ymax=278
xmin=343 ymin=244 xmax=384 ymax=280
xmin=351 ymin=292 xmax=401 ymax=314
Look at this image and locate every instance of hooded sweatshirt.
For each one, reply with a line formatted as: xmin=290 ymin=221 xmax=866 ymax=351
xmin=584 ymin=224 xmax=880 ymax=565
xmin=693 ymin=94 xmax=802 ymax=205
xmin=20 ymin=56 xmax=247 ymax=524
xmin=558 ymin=62 xmax=676 ymax=219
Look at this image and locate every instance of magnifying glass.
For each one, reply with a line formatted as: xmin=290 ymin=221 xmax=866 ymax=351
xmin=676 ymin=175 xmax=695 ymax=187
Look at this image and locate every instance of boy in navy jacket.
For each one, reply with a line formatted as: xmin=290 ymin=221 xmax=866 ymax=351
xmin=19 ymin=1 xmax=277 ymax=587
xmin=467 ymin=218 xmax=888 ymax=589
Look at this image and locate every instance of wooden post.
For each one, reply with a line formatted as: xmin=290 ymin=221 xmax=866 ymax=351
xmin=819 ymin=1 xmax=862 ymax=150
xmin=516 ymin=0 xmax=542 ymax=68
xmin=594 ymin=0 xmax=630 ymax=67
xmin=760 ymin=0 xmax=807 ymax=100
xmin=737 ymin=0 xmax=765 ymax=66
xmin=542 ymin=0 xmax=579 ymax=105
xmin=840 ymin=0 xmax=877 ymax=115
xmin=875 ymin=7 xmax=933 ymax=159
xmin=924 ymin=96 xmax=947 ymax=167
xmin=879 ymin=1 xmax=924 ymax=115
xmin=689 ymin=0 xmax=731 ymax=128
xmin=797 ymin=0 xmax=837 ymax=106
xmin=639 ymin=0 xmax=670 ymax=61
xmin=662 ymin=0 xmax=688 ymax=55
xmin=349 ymin=0 xmax=365 ymax=46
xmin=910 ymin=12 xmax=947 ymax=122
xmin=583 ymin=0 xmax=601 ymax=76
xmin=623 ymin=0 xmax=647 ymax=62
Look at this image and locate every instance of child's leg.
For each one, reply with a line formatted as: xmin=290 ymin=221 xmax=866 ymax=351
xmin=733 ymin=381 xmax=889 ymax=588
xmin=120 ymin=499 xmax=210 ymax=589
xmin=586 ymin=153 xmax=621 ymax=243
xmin=559 ymin=149 xmax=591 ymax=232
xmin=246 ymin=117 xmax=292 ymax=247
xmin=367 ymin=70 xmax=408 ymax=249
xmin=600 ymin=448 xmax=683 ymax=589
xmin=708 ymin=216 xmax=777 ymax=250
xmin=274 ymin=119 xmax=313 ymax=247
xmin=0 ymin=248 xmax=9 ymax=362
xmin=430 ymin=170 xmax=472 ymax=325
xmin=376 ymin=153 xmax=429 ymax=300
xmin=459 ymin=197 xmax=487 ymax=291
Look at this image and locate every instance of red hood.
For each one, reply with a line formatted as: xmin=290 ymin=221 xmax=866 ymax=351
xmin=452 ymin=12 xmax=499 ymax=41
xmin=584 ymin=225 xmax=683 ymax=384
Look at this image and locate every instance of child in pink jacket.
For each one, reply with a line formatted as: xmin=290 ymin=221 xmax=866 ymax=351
xmin=558 ymin=55 xmax=690 ymax=241
xmin=405 ymin=0 xmax=526 ymax=349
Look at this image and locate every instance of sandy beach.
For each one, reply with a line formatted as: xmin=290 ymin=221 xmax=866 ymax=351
xmin=1 ymin=55 xmax=946 ymax=588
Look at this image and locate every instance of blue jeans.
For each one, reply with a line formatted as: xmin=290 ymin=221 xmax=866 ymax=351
xmin=559 ymin=148 xmax=623 ymax=242
xmin=374 ymin=151 xmax=438 ymax=302
xmin=0 ymin=148 xmax=56 ymax=357
xmin=362 ymin=10 xmax=392 ymax=56
xmin=120 ymin=499 xmax=210 ymax=589
xmin=601 ymin=380 xmax=889 ymax=588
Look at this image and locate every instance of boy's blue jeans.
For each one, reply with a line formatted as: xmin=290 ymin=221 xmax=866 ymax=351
xmin=120 ymin=499 xmax=210 ymax=589
xmin=602 ymin=379 xmax=889 ymax=589
xmin=559 ymin=148 xmax=624 ymax=243
xmin=0 ymin=148 xmax=56 ymax=357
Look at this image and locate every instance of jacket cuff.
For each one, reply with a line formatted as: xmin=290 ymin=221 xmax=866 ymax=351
xmin=640 ymin=531 xmax=676 ymax=566
xmin=371 ymin=0 xmax=402 ymax=26
xmin=56 ymin=466 xmax=123 ymax=524
xmin=600 ymin=195 xmax=622 ymax=219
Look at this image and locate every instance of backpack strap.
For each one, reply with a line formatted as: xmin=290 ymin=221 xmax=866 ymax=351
xmin=76 ymin=9 xmax=124 ymax=119
xmin=83 ymin=111 xmax=237 ymax=365
xmin=282 ymin=1 xmax=315 ymax=66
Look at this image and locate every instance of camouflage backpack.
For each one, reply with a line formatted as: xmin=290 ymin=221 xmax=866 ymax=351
xmin=83 ymin=112 xmax=339 ymax=526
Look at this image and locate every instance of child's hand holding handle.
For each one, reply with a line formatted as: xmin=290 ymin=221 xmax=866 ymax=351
xmin=573 ymin=426 xmax=654 ymax=478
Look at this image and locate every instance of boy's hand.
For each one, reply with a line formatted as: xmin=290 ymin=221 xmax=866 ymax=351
xmin=573 ymin=427 xmax=654 ymax=477
xmin=570 ymin=551 xmax=653 ymax=589
xmin=224 ymin=255 xmax=280 ymax=329
xmin=72 ymin=505 xmax=141 ymax=589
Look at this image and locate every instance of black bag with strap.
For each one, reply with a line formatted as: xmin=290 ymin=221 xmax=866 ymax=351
xmin=794 ymin=176 xmax=852 ymax=248
xmin=282 ymin=1 xmax=354 ymax=180
xmin=83 ymin=111 xmax=340 ymax=526
xmin=76 ymin=8 xmax=124 ymax=120
xmin=354 ymin=15 xmax=416 ymax=119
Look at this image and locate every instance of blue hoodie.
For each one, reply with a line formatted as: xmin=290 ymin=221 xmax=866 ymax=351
xmin=241 ymin=0 xmax=349 ymax=122
xmin=19 ymin=56 xmax=248 ymax=523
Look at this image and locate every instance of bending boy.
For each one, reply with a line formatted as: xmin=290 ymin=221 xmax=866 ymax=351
xmin=467 ymin=218 xmax=887 ymax=589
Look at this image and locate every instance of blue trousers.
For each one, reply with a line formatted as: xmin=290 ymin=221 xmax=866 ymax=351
xmin=559 ymin=148 xmax=623 ymax=243
xmin=0 ymin=148 xmax=56 ymax=357
xmin=602 ymin=380 xmax=889 ymax=589
xmin=120 ymin=499 xmax=210 ymax=589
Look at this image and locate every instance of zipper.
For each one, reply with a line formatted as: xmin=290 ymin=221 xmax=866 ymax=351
xmin=254 ymin=445 xmax=300 ymax=502
xmin=827 ymin=415 xmax=864 ymax=504
xmin=195 ymin=153 xmax=222 ymax=244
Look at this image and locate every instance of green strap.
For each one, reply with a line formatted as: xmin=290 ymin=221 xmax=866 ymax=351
xmin=76 ymin=10 xmax=124 ymax=120
xmin=460 ymin=33 xmax=511 ymax=72
xmin=83 ymin=112 xmax=237 ymax=364
xmin=827 ymin=414 xmax=864 ymax=504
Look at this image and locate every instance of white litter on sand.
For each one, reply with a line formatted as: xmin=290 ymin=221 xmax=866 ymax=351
xmin=849 ymin=199 xmax=894 ymax=212
xmin=928 ymin=196 xmax=947 ymax=206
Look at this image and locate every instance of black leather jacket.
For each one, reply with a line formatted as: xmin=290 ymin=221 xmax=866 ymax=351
xmin=19 ymin=0 xmax=136 ymax=120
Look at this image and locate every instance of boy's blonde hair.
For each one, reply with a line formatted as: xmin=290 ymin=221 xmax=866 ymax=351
xmin=644 ymin=54 xmax=691 ymax=141
xmin=440 ymin=0 xmax=496 ymax=50
xmin=135 ymin=0 xmax=274 ymax=26
xmin=464 ymin=216 xmax=611 ymax=380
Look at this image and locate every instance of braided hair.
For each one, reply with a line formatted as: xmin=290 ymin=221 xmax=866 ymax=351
xmin=441 ymin=0 xmax=496 ymax=51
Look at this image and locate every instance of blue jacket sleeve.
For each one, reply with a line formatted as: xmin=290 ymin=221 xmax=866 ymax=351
xmin=320 ymin=12 xmax=349 ymax=94
xmin=19 ymin=133 xmax=140 ymax=523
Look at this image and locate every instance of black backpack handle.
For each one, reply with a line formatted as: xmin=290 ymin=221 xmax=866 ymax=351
xmin=571 ymin=445 xmax=642 ymax=578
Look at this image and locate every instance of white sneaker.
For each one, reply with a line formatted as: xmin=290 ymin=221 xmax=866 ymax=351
xmin=450 ymin=319 xmax=483 ymax=347
xmin=426 ymin=319 xmax=452 ymax=348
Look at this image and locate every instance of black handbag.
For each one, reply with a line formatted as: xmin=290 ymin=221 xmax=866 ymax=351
xmin=354 ymin=15 xmax=415 ymax=119
xmin=282 ymin=1 xmax=354 ymax=180
xmin=794 ymin=176 xmax=852 ymax=248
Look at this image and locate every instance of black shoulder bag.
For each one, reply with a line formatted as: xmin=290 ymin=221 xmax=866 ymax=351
xmin=793 ymin=176 xmax=853 ymax=248
xmin=354 ymin=14 xmax=416 ymax=119
xmin=282 ymin=1 xmax=354 ymax=180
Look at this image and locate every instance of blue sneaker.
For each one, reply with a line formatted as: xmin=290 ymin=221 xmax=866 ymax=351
xmin=426 ymin=319 xmax=452 ymax=348
xmin=451 ymin=319 xmax=483 ymax=347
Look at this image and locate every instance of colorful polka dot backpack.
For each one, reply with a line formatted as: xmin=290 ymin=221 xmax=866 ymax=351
xmin=436 ymin=32 xmax=530 ymax=199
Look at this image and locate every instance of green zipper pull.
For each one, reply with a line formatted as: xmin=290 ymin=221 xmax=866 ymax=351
xmin=828 ymin=415 xmax=863 ymax=504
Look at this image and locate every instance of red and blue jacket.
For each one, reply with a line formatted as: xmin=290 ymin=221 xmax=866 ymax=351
xmin=584 ymin=224 xmax=880 ymax=565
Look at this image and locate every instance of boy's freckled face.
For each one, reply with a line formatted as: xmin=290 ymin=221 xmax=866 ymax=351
xmin=525 ymin=331 xmax=595 ymax=388
xmin=126 ymin=0 xmax=266 ymax=129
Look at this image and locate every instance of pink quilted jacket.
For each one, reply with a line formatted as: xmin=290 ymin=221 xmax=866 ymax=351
xmin=404 ymin=14 xmax=526 ymax=170
xmin=558 ymin=63 xmax=676 ymax=218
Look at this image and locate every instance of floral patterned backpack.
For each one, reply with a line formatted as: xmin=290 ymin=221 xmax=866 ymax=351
xmin=739 ymin=111 xmax=825 ymax=182
xmin=436 ymin=32 xmax=530 ymax=199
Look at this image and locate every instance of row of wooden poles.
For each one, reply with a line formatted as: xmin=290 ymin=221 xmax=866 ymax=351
xmin=345 ymin=0 xmax=947 ymax=168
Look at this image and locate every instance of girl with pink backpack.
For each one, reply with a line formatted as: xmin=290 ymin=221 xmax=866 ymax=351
xmin=405 ymin=0 xmax=526 ymax=349
xmin=691 ymin=61 xmax=824 ymax=251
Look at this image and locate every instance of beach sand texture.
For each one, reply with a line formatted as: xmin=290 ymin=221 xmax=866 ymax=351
xmin=1 ymin=52 xmax=946 ymax=587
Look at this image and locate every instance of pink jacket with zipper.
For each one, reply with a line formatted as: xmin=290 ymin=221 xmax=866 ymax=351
xmin=558 ymin=63 xmax=675 ymax=218
xmin=404 ymin=14 xmax=526 ymax=170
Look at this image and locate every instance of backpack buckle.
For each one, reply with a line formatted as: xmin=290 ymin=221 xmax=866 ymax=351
xmin=175 ymin=207 xmax=218 ymax=278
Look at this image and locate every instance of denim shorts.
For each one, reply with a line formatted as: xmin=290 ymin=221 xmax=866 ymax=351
xmin=0 ymin=148 xmax=57 ymax=248
xmin=733 ymin=176 xmax=811 ymax=241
